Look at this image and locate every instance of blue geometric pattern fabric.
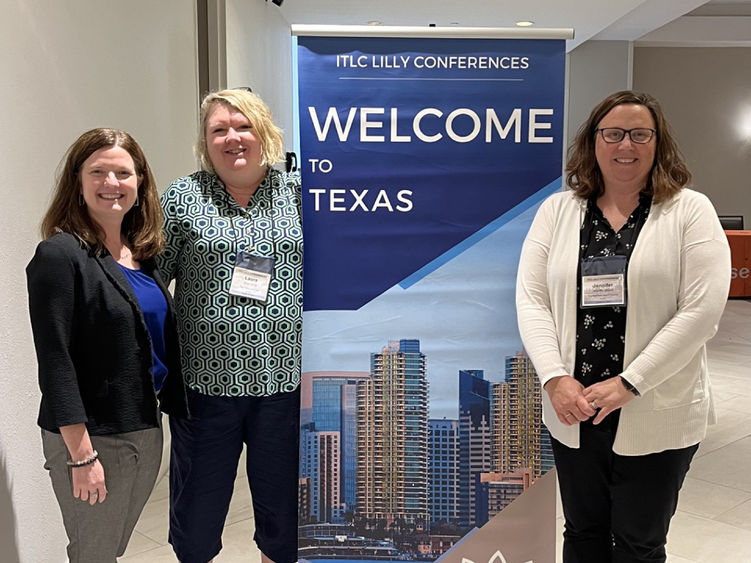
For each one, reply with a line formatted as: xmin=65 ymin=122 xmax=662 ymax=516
xmin=158 ymin=168 xmax=303 ymax=396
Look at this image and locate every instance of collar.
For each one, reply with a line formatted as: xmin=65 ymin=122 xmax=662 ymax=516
xmin=208 ymin=167 xmax=273 ymax=209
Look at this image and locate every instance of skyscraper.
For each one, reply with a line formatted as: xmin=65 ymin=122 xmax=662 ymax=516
xmin=429 ymin=418 xmax=460 ymax=524
xmin=492 ymin=351 xmax=550 ymax=477
xmin=301 ymin=430 xmax=343 ymax=523
xmin=357 ymin=339 xmax=430 ymax=530
xmin=458 ymin=369 xmax=491 ymax=526
xmin=311 ymin=374 xmax=368 ymax=512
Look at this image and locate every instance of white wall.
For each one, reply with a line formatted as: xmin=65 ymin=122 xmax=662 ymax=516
xmin=566 ymin=40 xmax=633 ymax=145
xmin=634 ymin=47 xmax=751 ymax=224
xmin=568 ymin=42 xmax=751 ymax=222
xmin=0 ymin=1 xmax=199 ymax=561
xmin=225 ymin=0 xmax=296 ymax=153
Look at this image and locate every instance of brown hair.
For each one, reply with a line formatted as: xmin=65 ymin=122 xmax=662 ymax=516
xmin=566 ymin=90 xmax=691 ymax=204
xmin=195 ymin=89 xmax=285 ymax=173
xmin=41 ymin=128 xmax=164 ymax=259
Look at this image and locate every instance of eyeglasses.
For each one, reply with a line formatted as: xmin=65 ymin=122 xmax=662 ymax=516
xmin=596 ymin=127 xmax=656 ymax=144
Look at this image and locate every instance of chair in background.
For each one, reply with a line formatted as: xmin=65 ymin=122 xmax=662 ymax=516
xmin=719 ymin=215 xmax=744 ymax=230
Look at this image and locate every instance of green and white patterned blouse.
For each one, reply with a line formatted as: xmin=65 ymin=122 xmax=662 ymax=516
xmin=158 ymin=168 xmax=303 ymax=396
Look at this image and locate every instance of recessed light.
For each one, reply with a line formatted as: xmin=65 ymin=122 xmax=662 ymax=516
xmin=367 ymin=20 xmax=382 ymax=26
xmin=516 ymin=20 xmax=534 ymax=27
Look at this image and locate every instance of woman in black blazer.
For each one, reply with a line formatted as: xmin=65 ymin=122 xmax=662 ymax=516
xmin=26 ymin=128 xmax=188 ymax=563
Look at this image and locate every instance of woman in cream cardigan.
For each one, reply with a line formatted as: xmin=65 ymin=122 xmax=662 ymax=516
xmin=516 ymin=91 xmax=730 ymax=563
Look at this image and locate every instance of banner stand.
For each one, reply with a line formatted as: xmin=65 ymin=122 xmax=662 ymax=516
xmin=295 ymin=26 xmax=569 ymax=561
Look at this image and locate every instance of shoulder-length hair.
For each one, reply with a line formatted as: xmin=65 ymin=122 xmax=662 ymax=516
xmin=41 ymin=128 xmax=164 ymax=259
xmin=195 ymin=89 xmax=285 ymax=173
xmin=566 ymin=90 xmax=691 ymax=204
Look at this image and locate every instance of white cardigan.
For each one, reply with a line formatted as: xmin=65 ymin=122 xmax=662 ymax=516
xmin=516 ymin=188 xmax=731 ymax=455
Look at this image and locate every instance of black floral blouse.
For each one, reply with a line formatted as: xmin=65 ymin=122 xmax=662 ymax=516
xmin=574 ymin=194 xmax=652 ymax=386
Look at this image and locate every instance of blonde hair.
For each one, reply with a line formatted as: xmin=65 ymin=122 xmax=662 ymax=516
xmin=195 ymin=89 xmax=284 ymax=172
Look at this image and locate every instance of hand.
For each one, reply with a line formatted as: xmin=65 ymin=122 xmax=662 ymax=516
xmin=544 ymin=375 xmax=597 ymax=426
xmin=71 ymin=459 xmax=107 ymax=505
xmin=583 ymin=376 xmax=636 ymax=425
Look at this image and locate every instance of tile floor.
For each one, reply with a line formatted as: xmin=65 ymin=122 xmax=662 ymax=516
xmin=122 ymin=299 xmax=751 ymax=562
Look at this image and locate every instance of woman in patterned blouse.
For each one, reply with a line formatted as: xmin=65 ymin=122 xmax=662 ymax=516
xmin=158 ymin=89 xmax=302 ymax=563
xmin=516 ymin=91 xmax=730 ymax=563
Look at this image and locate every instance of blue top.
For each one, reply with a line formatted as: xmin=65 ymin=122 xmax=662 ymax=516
xmin=118 ymin=264 xmax=169 ymax=391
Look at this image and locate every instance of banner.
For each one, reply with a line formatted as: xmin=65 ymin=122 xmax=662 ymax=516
xmin=296 ymin=30 xmax=566 ymax=561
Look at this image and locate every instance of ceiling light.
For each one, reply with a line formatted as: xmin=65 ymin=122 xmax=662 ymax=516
xmin=516 ymin=20 xmax=534 ymax=27
xmin=367 ymin=20 xmax=382 ymax=26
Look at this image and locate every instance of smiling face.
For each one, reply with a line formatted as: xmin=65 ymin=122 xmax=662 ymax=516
xmin=205 ymin=102 xmax=265 ymax=189
xmin=595 ymin=103 xmax=656 ymax=192
xmin=79 ymin=145 xmax=139 ymax=228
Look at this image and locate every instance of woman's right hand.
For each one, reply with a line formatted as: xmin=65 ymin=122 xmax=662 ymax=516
xmin=544 ymin=375 xmax=597 ymax=426
xmin=72 ymin=460 xmax=107 ymax=505
xmin=59 ymin=423 xmax=107 ymax=504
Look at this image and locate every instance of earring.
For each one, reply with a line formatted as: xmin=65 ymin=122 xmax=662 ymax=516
xmin=78 ymin=193 xmax=84 ymax=206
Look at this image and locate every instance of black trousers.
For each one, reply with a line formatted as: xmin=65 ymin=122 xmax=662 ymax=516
xmin=168 ymin=387 xmax=300 ymax=563
xmin=552 ymin=414 xmax=698 ymax=563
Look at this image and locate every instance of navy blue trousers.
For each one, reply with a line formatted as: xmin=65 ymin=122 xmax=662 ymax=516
xmin=552 ymin=414 xmax=698 ymax=563
xmin=168 ymin=387 xmax=300 ymax=563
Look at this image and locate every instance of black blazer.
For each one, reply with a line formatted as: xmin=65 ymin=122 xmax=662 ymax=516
xmin=26 ymin=233 xmax=188 ymax=435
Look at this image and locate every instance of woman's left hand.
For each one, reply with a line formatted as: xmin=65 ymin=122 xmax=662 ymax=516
xmin=582 ymin=376 xmax=635 ymax=425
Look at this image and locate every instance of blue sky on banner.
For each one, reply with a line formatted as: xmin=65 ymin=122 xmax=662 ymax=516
xmin=302 ymin=184 xmax=560 ymax=418
xmin=298 ymin=36 xmax=565 ymax=312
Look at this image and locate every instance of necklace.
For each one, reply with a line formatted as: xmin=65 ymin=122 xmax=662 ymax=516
xmin=109 ymin=243 xmax=131 ymax=261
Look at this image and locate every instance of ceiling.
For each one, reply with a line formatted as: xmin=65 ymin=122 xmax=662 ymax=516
xmin=276 ymin=0 xmax=751 ymax=51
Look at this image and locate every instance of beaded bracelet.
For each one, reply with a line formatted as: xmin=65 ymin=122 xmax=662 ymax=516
xmin=66 ymin=450 xmax=99 ymax=467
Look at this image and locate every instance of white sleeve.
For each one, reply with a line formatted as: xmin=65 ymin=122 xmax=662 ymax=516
xmin=621 ymin=193 xmax=731 ymax=392
xmin=516 ymin=197 xmax=570 ymax=386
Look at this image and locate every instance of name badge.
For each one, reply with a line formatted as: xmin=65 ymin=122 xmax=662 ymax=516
xmin=229 ymin=251 xmax=275 ymax=302
xmin=580 ymin=255 xmax=627 ymax=308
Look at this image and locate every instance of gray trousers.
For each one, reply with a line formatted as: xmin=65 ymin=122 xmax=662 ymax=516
xmin=42 ymin=426 xmax=163 ymax=563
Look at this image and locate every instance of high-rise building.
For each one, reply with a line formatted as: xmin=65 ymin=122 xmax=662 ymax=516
xmin=490 ymin=381 xmax=511 ymax=473
xmin=301 ymin=430 xmax=343 ymax=523
xmin=357 ymin=339 xmax=430 ymax=530
xmin=492 ymin=352 xmax=549 ymax=477
xmin=340 ymin=380 xmax=359 ymax=511
xmin=429 ymin=418 xmax=460 ymax=524
xmin=458 ymin=369 xmax=491 ymax=526
xmin=300 ymin=421 xmax=316 ymax=492
xmin=311 ymin=374 xmax=368 ymax=512
xmin=313 ymin=377 xmax=347 ymax=430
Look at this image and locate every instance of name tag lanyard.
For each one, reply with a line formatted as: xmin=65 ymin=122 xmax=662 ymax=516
xmin=579 ymin=200 xmax=648 ymax=309
xmin=228 ymin=190 xmax=276 ymax=302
